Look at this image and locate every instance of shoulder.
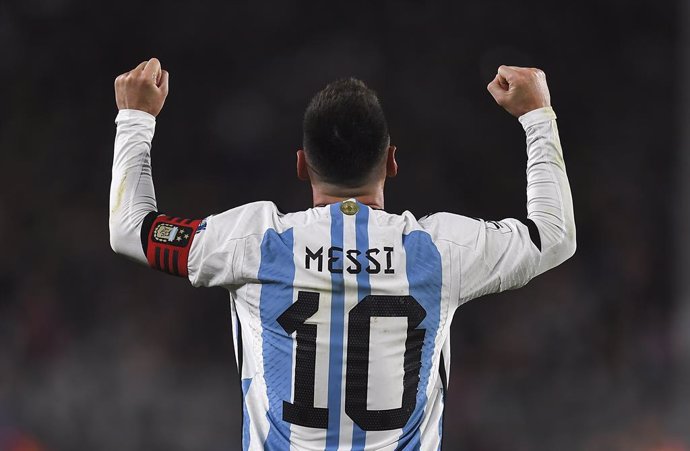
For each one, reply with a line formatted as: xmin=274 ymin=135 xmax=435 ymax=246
xmin=203 ymin=201 xmax=328 ymax=241
xmin=415 ymin=212 xmax=484 ymax=249
xmin=209 ymin=201 xmax=279 ymax=224
xmin=367 ymin=209 xmax=483 ymax=249
xmin=198 ymin=201 xmax=280 ymax=244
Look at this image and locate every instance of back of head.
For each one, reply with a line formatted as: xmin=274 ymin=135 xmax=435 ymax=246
xmin=303 ymin=78 xmax=389 ymax=188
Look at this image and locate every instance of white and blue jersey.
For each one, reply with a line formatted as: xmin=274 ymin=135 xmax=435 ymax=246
xmin=186 ymin=199 xmax=540 ymax=451
xmin=109 ymin=107 xmax=575 ymax=451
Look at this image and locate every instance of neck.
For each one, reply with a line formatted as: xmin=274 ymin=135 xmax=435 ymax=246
xmin=311 ymin=180 xmax=385 ymax=209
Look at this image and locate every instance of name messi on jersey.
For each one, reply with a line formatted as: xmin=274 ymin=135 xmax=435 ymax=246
xmin=305 ymin=246 xmax=395 ymax=274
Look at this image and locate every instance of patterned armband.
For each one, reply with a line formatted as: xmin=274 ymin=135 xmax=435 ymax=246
xmin=140 ymin=212 xmax=203 ymax=277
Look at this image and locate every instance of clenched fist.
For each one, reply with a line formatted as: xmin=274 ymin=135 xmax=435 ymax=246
xmin=114 ymin=58 xmax=169 ymax=117
xmin=487 ymin=65 xmax=550 ymax=117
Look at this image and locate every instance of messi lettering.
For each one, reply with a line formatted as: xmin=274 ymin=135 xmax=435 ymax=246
xmin=305 ymin=246 xmax=395 ymax=274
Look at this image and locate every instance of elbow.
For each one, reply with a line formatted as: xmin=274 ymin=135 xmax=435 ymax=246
xmin=562 ymin=230 xmax=577 ymax=261
xmin=555 ymin=224 xmax=577 ymax=264
xmin=109 ymin=222 xmax=128 ymax=255
xmin=108 ymin=215 xmax=149 ymax=265
xmin=108 ymin=217 xmax=138 ymax=258
xmin=532 ymin=216 xmax=576 ymax=262
xmin=564 ymin=216 xmax=577 ymax=257
xmin=531 ymin=214 xmax=576 ymax=275
xmin=537 ymin=222 xmax=576 ymax=273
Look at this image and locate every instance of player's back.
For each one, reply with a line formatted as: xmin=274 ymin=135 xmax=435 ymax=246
xmin=188 ymin=198 xmax=537 ymax=450
xmin=110 ymin=64 xmax=574 ymax=451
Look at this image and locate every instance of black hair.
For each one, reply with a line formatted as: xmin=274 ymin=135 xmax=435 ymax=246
xmin=302 ymin=78 xmax=389 ymax=187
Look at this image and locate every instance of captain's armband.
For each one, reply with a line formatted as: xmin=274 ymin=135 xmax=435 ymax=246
xmin=140 ymin=212 xmax=205 ymax=277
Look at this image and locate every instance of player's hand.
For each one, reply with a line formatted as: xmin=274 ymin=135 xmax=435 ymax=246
xmin=114 ymin=58 xmax=169 ymax=117
xmin=486 ymin=65 xmax=551 ymax=117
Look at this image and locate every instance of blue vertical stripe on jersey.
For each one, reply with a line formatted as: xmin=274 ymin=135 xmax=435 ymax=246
xmin=397 ymin=231 xmax=442 ymax=451
xmin=258 ymin=228 xmax=295 ymax=450
xmin=351 ymin=203 xmax=370 ymax=451
xmin=326 ymin=204 xmax=345 ymax=450
xmin=242 ymin=378 xmax=252 ymax=451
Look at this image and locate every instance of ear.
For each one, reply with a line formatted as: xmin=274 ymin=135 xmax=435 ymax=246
xmin=296 ymin=149 xmax=310 ymax=181
xmin=386 ymin=145 xmax=398 ymax=178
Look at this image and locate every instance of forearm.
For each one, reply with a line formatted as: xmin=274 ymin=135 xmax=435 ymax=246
xmin=109 ymin=109 xmax=158 ymax=264
xmin=519 ymin=107 xmax=576 ymax=275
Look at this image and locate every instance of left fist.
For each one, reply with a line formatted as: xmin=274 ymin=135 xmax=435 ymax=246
xmin=487 ymin=65 xmax=551 ymax=117
xmin=114 ymin=58 xmax=169 ymax=117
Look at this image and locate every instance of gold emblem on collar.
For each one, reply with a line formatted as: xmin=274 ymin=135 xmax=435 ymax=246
xmin=340 ymin=200 xmax=359 ymax=215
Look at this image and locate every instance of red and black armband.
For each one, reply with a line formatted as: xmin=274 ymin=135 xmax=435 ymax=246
xmin=140 ymin=212 xmax=203 ymax=277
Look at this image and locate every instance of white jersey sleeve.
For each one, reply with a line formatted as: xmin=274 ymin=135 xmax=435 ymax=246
xmin=520 ymin=107 xmax=576 ymax=275
xmin=109 ymin=109 xmax=157 ymax=264
xmin=187 ymin=202 xmax=280 ymax=288
xmin=420 ymin=213 xmax=540 ymax=303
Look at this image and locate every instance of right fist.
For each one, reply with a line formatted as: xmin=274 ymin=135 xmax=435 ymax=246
xmin=487 ymin=65 xmax=550 ymax=117
xmin=114 ymin=58 xmax=169 ymax=117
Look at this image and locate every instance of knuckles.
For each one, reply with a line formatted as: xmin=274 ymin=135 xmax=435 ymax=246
xmin=512 ymin=68 xmax=547 ymax=89
xmin=524 ymin=67 xmax=546 ymax=81
xmin=511 ymin=67 xmax=546 ymax=80
xmin=114 ymin=73 xmax=126 ymax=86
xmin=529 ymin=67 xmax=546 ymax=79
xmin=117 ymin=74 xmax=147 ymax=89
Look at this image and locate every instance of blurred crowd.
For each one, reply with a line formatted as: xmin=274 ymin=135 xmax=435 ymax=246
xmin=0 ymin=0 xmax=687 ymax=449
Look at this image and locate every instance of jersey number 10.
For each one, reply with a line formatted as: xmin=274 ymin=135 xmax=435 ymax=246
xmin=277 ymin=291 xmax=427 ymax=431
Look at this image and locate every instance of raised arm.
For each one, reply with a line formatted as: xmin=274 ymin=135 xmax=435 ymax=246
xmin=487 ymin=65 xmax=576 ymax=275
xmin=109 ymin=58 xmax=174 ymax=265
xmin=108 ymin=59 xmax=274 ymax=286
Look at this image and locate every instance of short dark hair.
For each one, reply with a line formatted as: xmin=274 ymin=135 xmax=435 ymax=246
xmin=303 ymin=78 xmax=389 ymax=187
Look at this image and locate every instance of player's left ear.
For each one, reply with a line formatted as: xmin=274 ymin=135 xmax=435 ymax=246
xmin=296 ymin=149 xmax=310 ymax=181
xmin=386 ymin=145 xmax=398 ymax=178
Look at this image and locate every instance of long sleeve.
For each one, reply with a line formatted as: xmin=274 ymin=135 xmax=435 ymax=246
xmin=109 ymin=109 xmax=158 ymax=265
xmin=520 ymin=106 xmax=576 ymax=276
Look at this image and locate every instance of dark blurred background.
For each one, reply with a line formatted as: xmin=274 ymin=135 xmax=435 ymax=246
xmin=1 ymin=0 xmax=688 ymax=450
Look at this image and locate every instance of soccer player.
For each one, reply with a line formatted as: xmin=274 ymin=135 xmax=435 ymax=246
xmin=110 ymin=58 xmax=575 ymax=450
